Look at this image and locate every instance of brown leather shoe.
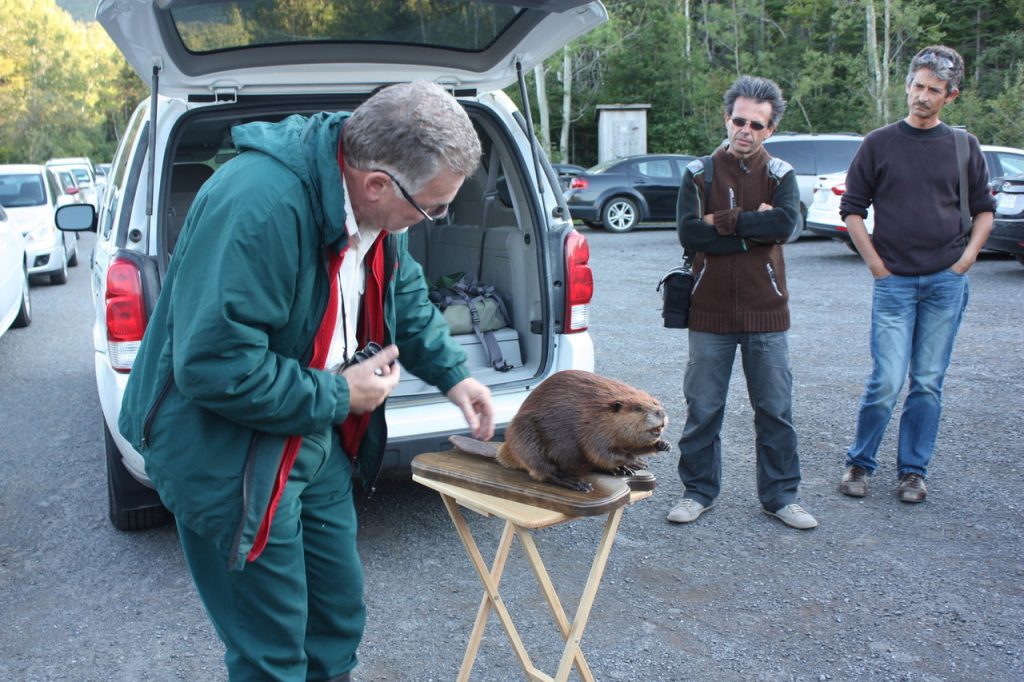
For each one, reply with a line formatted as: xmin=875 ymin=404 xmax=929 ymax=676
xmin=839 ymin=465 xmax=868 ymax=497
xmin=897 ymin=473 xmax=927 ymax=503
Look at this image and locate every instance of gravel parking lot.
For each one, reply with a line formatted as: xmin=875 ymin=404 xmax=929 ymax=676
xmin=1 ymin=230 xmax=1021 ymax=681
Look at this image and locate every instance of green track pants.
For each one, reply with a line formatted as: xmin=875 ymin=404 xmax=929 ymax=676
xmin=178 ymin=433 xmax=364 ymax=681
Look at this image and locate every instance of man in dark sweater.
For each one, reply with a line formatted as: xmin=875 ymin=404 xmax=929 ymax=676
xmin=838 ymin=46 xmax=994 ymax=503
xmin=667 ymin=75 xmax=816 ymax=530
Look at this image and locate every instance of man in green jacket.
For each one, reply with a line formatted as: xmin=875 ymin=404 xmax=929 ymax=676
xmin=119 ymin=81 xmax=494 ymax=680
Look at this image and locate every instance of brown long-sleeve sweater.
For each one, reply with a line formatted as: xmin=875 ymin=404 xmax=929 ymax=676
xmin=676 ymin=146 xmax=801 ymax=333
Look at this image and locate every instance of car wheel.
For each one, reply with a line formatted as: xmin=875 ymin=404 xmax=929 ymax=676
xmin=12 ymin=268 xmax=31 ymax=328
xmin=68 ymin=234 xmax=79 ymax=267
xmin=601 ymin=197 xmax=639 ymax=233
xmin=1015 ymin=254 xmax=1024 ymax=267
xmin=104 ymin=419 xmax=173 ymax=531
xmin=49 ymin=243 xmax=69 ymax=285
xmin=845 ymin=240 xmax=859 ymax=254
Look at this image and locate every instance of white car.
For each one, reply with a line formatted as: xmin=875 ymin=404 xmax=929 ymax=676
xmin=45 ymin=157 xmax=99 ymax=207
xmin=805 ymin=144 xmax=1024 ymax=247
xmin=0 ymin=164 xmax=79 ymax=284
xmin=0 ymin=204 xmax=32 ymax=338
xmin=56 ymin=0 xmax=604 ymax=530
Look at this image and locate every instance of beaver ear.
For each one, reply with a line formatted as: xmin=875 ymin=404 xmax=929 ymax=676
xmin=612 ymin=400 xmax=623 ymax=412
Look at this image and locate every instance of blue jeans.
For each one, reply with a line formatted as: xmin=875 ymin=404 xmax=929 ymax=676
xmin=846 ymin=269 xmax=969 ymax=478
xmin=677 ymin=330 xmax=802 ymax=512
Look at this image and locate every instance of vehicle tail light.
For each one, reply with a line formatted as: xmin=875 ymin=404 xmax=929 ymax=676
xmin=563 ymin=229 xmax=593 ymax=333
xmin=67 ymin=187 xmax=79 ymax=195
xmin=830 ymin=183 xmax=847 ymax=196
xmin=569 ymin=176 xmax=589 ymax=190
xmin=106 ymin=258 xmax=147 ymax=372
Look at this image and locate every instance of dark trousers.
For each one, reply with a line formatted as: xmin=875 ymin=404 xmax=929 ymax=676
xmin=178 ymin=432 xmax=364 ymax=681
xmin=677 ymin=330 xmax=802 ymax=512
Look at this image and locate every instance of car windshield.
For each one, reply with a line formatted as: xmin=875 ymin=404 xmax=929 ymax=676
xmin=170 ymin=0 xmax=523 ymax=53
xmin=0 ymin=174 xmax=46 ymax=208
xmin=70 ymin=168 xmax=91 ymax=185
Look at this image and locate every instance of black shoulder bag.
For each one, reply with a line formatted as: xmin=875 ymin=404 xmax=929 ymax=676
xmin=658 ymin=155 xmax=712 ymax=329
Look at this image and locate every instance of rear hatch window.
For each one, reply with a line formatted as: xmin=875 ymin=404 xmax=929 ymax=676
xmin=170 ymin=2 xmax=522 ymax=53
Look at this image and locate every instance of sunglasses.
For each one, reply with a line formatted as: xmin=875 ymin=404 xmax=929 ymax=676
xmin=374 ymin=168 xmax=448 ymax=222
xmin=729 ymin=116 xmax=769 ymax=132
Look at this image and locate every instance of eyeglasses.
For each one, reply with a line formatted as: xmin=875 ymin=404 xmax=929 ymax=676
xmin=729 ymin=117 xmax=769 ymax=132
xmin=374 ymin=168 xmax=448 ymax=222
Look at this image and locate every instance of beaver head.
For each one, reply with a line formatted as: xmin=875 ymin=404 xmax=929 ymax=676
xmin=607 ymin=394 xmax=668 ymax=447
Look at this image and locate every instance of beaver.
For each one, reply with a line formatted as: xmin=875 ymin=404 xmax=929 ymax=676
xmin=453 ymin=370 xmax=670 ymax=492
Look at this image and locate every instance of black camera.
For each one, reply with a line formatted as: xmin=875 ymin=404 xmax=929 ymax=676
xmin=339 ymin=342 xmax=395 ymax=375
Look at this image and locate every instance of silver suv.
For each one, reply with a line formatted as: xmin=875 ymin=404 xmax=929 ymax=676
xmin=763 ymin=133 xmax=863 ymax=237
xmin=57 ymin=0 xmax=605 ymax=530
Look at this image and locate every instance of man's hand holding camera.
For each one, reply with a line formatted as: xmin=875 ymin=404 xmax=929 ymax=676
xmin=341 ymin=343 xmax=401 ymax=415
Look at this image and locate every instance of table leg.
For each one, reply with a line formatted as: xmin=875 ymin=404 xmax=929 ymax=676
xmin=552 ymin=506 xmax=624 ymax=682
xmin=514 ymin=527 xmax=595 ymax=682
xmin=441 ymin=494 xmax=542 ymax=681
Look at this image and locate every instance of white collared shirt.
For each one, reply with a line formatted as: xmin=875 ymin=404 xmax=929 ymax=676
xmin=325 ymin=176 xmax=381 ymax=373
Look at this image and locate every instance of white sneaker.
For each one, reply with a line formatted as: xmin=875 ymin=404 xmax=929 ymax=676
xmin=667 ymin=498 xmax=712 ymax=524
xmin=763 ymin=503 xmax=818 ymax=530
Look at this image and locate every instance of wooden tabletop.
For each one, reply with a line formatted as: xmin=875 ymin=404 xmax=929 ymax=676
xmin=412 ymin=449 xmax=651 ymax=519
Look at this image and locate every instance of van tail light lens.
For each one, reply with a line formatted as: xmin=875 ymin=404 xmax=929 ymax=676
xmin=563 ymin=229 xmax=593 ymax=333
xmin=830 ymin=183 xmax=847 ymax=196
xmin=106 ymin=258 xmax=148 ymax=372
xmin=569 ymin=176 xmax=589 ymax=190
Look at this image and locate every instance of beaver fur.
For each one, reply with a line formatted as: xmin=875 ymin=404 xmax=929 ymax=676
xmin=496 ymin=370 xmax=670 ymax=491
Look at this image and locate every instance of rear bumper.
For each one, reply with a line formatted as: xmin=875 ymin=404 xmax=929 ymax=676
xmin=805 ymin=221 xmax=851 ymax=242
xmin=985 ymin=219 xmax=1024 ymax=256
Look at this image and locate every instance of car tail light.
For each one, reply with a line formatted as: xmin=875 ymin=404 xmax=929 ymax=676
xmin=830 ymin=183 xmax=847 ymax=196
xmin=563 ymin=229 xmax=593 ymax=333
xmin=569 ymin=176 xmax=589 ymax=190
xmin=105 ymin=258 xmax=147 ymax=372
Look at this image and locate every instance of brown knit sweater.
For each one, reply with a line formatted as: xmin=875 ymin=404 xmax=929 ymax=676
xmin=675 ymin=146 xmax=801 ymax=333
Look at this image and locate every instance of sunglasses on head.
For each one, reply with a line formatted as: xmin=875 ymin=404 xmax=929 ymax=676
xmin=730 ymin=116 xmax=769 ymax=132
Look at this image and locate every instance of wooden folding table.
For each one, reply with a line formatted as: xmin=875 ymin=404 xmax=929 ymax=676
xmin=412 ymin=449 xmax=653 ymax=682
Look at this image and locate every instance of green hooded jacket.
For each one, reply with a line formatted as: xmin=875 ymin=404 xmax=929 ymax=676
xmin=118 ymin=111 xmax=469 ymax=570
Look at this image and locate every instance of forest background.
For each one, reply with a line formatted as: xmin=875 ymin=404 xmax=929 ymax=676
xmin=2 ymin=0 xmax=1023 ymax=167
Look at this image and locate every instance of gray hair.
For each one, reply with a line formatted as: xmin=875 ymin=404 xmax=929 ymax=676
xmin=906 ymin=45 xmax=964 ymax=95
xmin=723 ymin=75 xmax=787 ymax=129
xmin=343 ymin=80 xmax=481 ymax=193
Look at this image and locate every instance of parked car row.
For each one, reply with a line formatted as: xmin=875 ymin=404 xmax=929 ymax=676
xmin=0 ymin=164 xmax=81 ymax=285
xmin=562 ymin=133 xmax=865 ymax=235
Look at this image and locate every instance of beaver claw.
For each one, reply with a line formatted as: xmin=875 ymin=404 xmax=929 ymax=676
xmin=547 ymin=474 xmax=593 ymax=492
xmin=655 ymin=439 xmax=672 ymax=452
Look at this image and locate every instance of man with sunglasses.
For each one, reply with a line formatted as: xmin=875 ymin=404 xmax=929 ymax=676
xmin=838 ymin=46 xmax=994 ymax=503
xmin=667 ymin=75 xmax=816 ymax=530
xmin=119 ymin=81 xmax=494 ymax=680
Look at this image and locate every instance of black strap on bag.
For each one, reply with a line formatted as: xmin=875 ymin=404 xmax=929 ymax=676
xmin=430 ymin=275 xmax=513 ymax=372
xmin=659 ymin=156 xmax=712 ymax=329
xmin=952 ymin=126 xmax=971 ymax=234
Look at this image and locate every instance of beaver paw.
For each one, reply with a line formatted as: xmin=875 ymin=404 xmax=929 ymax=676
xmin=655 ymin=439 xmax=672 ymax=452
xmin=549 ymin=474 xmax=593 ymax=492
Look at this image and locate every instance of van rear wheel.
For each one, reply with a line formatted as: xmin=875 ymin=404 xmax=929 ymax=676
xmin=104 ymin=420 xmax=173 ymax=531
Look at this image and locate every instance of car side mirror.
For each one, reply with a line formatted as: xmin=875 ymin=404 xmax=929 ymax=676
xmin=56 ymin=203 xmax=97 ymax=232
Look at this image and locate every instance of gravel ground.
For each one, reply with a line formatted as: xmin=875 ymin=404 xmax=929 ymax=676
xmin=356 ymin=230 xmax=1024 ymax=681
xmin=1 ymin=230 xmax=1021 ymax=681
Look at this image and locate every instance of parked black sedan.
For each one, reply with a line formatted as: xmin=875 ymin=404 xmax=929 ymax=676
xmin=987 ymin=174 xmax=1024 ymax=266
xmin=563 ymin=153 xmax=694 ymax=232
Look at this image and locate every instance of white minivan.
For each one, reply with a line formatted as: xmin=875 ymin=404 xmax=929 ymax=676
xmin=58 ymin=0 xmax=604 ymax=530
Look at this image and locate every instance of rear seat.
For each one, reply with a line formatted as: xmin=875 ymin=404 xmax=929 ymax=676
xmin=166 ymin=163 xmax=214 ymax=252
